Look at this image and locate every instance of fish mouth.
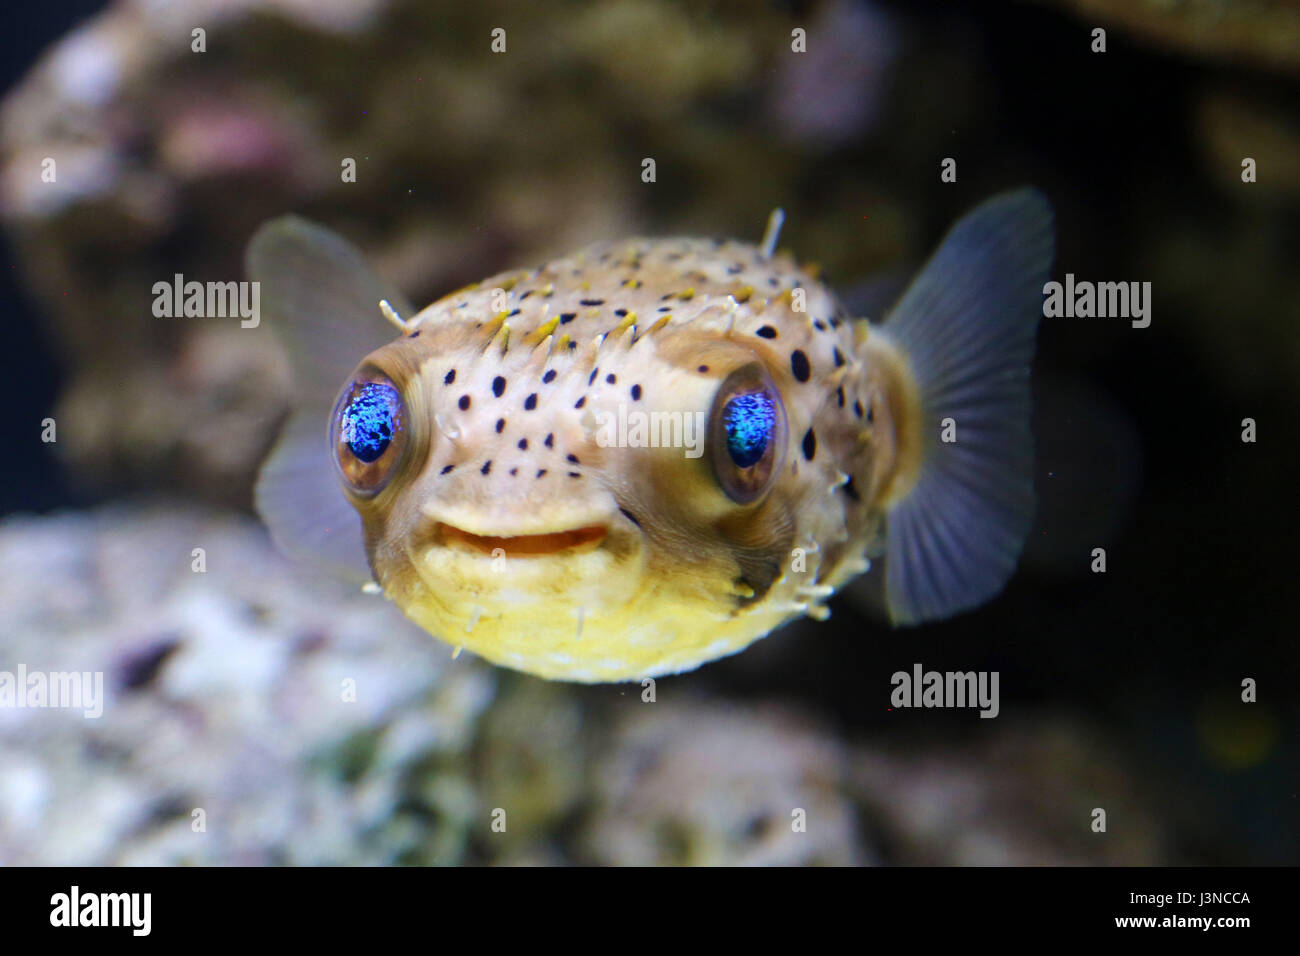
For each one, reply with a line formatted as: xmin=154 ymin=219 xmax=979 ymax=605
xmin=435 ymin=522 xmax=608 ymax=557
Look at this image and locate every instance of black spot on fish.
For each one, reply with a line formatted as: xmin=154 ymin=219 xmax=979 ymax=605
xmin=631 ymin=384 xmax=642 ymax=401
xmin=481 ymin=460 xmax=492 ymax=475
xmin=853 ymin=399 xmax=864 ymax=419
xmin=495 ymin=418 xmax=505 ymax=433
xmin=566 ymin=453 xmax=579 ymax=464
xmin=580 ymin=298 xmax=605 ymax=306
xmin=568 ymin=472 xmax=581 ymax=478
xmin=589 ymin=367 xmax=600 ymax=386
xmin=524 ymin=393 xmax=538 ymax=410
xmin=545 ymin=433 xmax=554 ymax=447
xmin=441 ymin=464 xmax=455 ymax=475
xmin=519 ymin=290 xmax=533 ymax=300
xmin=509 ymin=467 xmax=518 ymax=476
xmin=698 ymin=365 xmax=709 ymax=373
xmin=492 ymin=376 xmax=506 ymax=397
xmin=543 ymin=369 xmax=557 ymax=384
xmin=836 ymin=385 xmax=845 ymax=408
xmin=619 ymin=507 xmax=642 ymax=527
xmin=813 ymin=320 xmax=826 ymax=332
xmin=518 ymin=438 xmax=528 ymax=450
xmin=605 ymin=373 xmax=617 ymax=385
xmin=559 ymin=312 xmax=576 ymax=324
xmin=756 ymin=325 xmax=777 ymax=339
xmin=574 ymin=396 xmax=586 ymax=409
xmin=833 ymin=347 xmax=845 ymax=368
xmin=408 ymin=330 xmax=421 ymax=338
xmin=614 ymin=307 xmax=628 ymax=317
xmin=444 ymin=369 xmax=456 ymax=385
xmin=790 ymin=350 xmax=811 ymax=382
xmin=508 ymin=308 xmax=521 ymax=317
xmin=536 ymin=469 xmax=548 ymax=478
xmin=459 ymin=394 xmax=471 ymax=410
xmin=802 ymin=428 xmax=816 ymax=461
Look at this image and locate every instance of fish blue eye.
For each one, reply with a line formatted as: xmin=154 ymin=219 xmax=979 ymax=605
xmin=723 ymin=391 xmax=777 ymax=469
xmin=341 ymin=381 xmax=400 ymax=463
xmin=709 ymin=365 xmax=786 ymax=505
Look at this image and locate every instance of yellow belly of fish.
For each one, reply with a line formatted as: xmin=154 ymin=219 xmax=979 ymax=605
xmin=400 ymin=599 xmax=788 ymax=682
xmin=387 ymin=550 xmax=792 ymax=682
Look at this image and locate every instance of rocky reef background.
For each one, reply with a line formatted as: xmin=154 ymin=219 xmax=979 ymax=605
xmin=0 ymin=0 xmax=1296 ymax=865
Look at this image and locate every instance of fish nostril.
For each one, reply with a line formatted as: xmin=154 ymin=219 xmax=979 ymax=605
xmin=436 ymin=523 xmax=607 ymax=557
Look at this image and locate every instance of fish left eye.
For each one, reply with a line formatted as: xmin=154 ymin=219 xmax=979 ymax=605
xmin=708 ymin=364 xmax=787 ymax=504
xmin=330 ymin=372 xmax=409 ymax=496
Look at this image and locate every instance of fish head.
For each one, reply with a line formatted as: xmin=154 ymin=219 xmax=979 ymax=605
xmin=329 ymin=308 xmax=805 ymax=680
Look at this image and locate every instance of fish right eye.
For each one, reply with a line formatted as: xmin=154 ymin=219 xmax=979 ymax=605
xmin=330 ymin=371 xmax=409 ymax=496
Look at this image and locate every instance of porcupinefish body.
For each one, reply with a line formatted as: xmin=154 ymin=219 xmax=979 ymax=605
xmin=249 ymin=190 xmax=1053 ymax=682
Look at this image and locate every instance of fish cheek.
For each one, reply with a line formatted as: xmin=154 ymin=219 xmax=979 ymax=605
xmin=639 ymin=446 xmax=796 ymax=608
xmin=713 ymin=493 xmax=798 ymax=606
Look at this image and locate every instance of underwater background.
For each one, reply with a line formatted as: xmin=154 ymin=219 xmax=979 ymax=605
xmin=0 ymin=0 xmax=1296 ymax=865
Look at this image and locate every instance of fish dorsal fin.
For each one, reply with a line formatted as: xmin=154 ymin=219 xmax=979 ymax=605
xmin=246 ymin=216 xmax=411 ymax=584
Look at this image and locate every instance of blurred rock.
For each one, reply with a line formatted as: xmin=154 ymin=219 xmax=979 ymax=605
xmin=769 ymin=0 xmax=899 ymax=149
xmin=1035 ymin=0 xmax=1300 ymax=75
xmin=1199 ymin=90 xmax=1300 ymax=195
xmin=0 ymin=0 xmax=823 ymax=506
xmin=853 ymin=720 xmax=1167 ymax=864
xmin=580 ymin=701 xmax=870 ymax=865
xmin=0 ymin=505 xmax=1177 ymax=865
xmin=0 ymin=505 xmax=496 ymax=864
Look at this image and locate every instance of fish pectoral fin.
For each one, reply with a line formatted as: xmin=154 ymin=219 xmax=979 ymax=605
xmin=255 ymin=408 xmax=373 ymax=586
xmin=247 ymin=215 xmax=415 ymax=582
xmin=879 ymin=188 xmax=1055 ymax=625
xmin=245 ymin=215 xmax=413 ymax=408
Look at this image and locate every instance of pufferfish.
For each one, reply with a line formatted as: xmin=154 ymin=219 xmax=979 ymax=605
xmin=248 ymin=189 xmax=1053 ymax=682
